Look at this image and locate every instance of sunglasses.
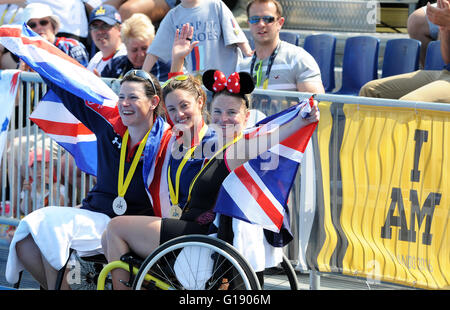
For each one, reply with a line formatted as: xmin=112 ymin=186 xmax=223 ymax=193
xmin=89 ymin=23 xmax=114 ymax=32
xmin=123 ymin=70 xmax=156 ymax=94
xmin=27 ymin=19 xmax=50 ymax=29
xmin=248 ymin=15 xmax=277 ymax=25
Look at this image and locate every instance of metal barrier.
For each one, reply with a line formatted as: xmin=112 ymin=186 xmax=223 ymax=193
xmin=250 ymin=88 xmax=449 ymax=289
xmin=0 ymin=72 xmax=96 ymax=247
xmin=1 ymin=72 xmax=449 ymax=289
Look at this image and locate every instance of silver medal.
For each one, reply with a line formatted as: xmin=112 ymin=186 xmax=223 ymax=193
xmin=112 ymin=196 xmax=127 ymax=215
xmin=170 ymin=204 xmax=183 ymax=219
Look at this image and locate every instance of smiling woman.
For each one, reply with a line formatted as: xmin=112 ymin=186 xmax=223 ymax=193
xmin=6 ymin=67 xmax=173 ymax=290
xmin=118 ymin=70 xmax=162 ymax=146
xmin=101 ymin=73 xmax=220 ymax=290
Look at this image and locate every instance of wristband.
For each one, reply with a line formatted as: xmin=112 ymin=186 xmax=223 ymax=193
xmin=168 ymin=72 xmax=184 ymax=79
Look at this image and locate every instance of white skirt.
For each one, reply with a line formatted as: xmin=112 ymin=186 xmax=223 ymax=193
xmin=5 ymin=206 xmax=111 ymax=284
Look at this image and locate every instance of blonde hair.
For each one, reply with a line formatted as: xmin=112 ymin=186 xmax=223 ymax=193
xmin=121 ymin=13 xmax=155 ymax=45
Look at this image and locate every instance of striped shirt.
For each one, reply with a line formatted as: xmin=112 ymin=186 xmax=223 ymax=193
xmin=237 ymin=40 xmax=322 ymax=91
xmin=54 ymin=37 xmax=89 ymax=67
xmin=87 ymin=43 xmax=128 ymax=76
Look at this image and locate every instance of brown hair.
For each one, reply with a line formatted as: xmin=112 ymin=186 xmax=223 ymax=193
xmin=246 ymin=0 xmax=283 ymax=18
xmin=162 ymin=75 xmax=207 ymax=109
xmin=120 ymin=71 xmax=163 ymax=116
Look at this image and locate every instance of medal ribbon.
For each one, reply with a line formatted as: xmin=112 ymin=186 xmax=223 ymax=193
xmin=168 ymin=124 xmax=208 ymax=207
xmin=187 ymin=133 xmax=243 ymax=202
xmin=117 ymin=129 xmax=151 ymax=198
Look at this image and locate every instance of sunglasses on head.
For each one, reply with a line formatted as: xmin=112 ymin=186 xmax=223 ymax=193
xmin=248 ymin=15 xmax=277 ymax=25
xmin=27 ymin=19 xmax=50 ymax=29
xmin=123 ymin=70 xmax=157 ymax=94
xmin=161 ymin=74 xmax=189 ymax=88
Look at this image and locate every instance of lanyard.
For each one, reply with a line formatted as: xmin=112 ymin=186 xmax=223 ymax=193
xmin=168 ymin=124 xmax=208 ymax=207
xmin=0 ymin=5 xmax=19 ymax=25
xmin=117 ymin=129 xmax=151 ymax=198
xmin=250 ymin=42 xmax=281 ymax=89
xmin=186 ymin=133 xmax=243 ymax=202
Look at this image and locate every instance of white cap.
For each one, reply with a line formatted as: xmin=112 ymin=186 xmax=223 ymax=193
xmin=23 ymin=3 xmax=61 ymax=33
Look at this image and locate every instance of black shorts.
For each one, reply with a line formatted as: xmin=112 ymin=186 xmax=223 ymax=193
xmin=160 ymin=218 xmax=210 ymax=244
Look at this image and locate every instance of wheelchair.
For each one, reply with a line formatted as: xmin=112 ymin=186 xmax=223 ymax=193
xmin=59 ymin=234 xmax=299 ymax=290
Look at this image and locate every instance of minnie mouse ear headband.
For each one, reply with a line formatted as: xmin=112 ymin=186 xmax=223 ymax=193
xmin=202 ymin=70 xmax=255 ymax=100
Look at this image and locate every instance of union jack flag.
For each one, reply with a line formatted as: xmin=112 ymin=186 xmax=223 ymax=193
xmin=0 ymin=23 xmax=118 ymax=176
xmin=0 ymin=70 xmax=20 ymax=163
xmin=214 ymin=98 xmax=318 ymax=232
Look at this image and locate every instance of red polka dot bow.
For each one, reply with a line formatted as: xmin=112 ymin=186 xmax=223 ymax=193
xmin=212 ymin=71 xmax=241 ymax=94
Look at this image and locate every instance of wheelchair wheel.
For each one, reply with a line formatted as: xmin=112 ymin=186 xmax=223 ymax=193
xmin=132 ymin=234 xmax=261 ymax=290
xmin=65 ymin=252 xmax=111 ymax=290
xmin=262 ymin=254 xmax=299 ymax=290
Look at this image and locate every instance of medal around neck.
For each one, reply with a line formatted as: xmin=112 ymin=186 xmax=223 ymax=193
xmin=114 ymin=129 xmax=150 ymax=216
xmin=113 ymin=196 xmax=127 ymax=215
xmin=170 ymin=204 xmax=183 ymax=219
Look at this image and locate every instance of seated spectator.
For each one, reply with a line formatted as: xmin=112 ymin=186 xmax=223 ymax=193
xmin=103 ymin=0 xmax=176 ymax=26
xmin=102 ymin=13 xmax=170 ymax=81
xmin=2 ymin=3 xmax=89 ymax=208
xmin=22 ymin=3 xmax=89 ymax=67
xmin=359 ymin=0 xmax=450 ymax=103
xmin=20 ymin=148 xmax=66 ymax=216
xmin=0 ymin=3 xmax=24 ymax=69
xmin=408 ymin=2 xmax=440 ymax=67
xmin=87 ymin=4 xmax=127 ymax=76
xmin=237 ymin=0 xmax=324 ymax=93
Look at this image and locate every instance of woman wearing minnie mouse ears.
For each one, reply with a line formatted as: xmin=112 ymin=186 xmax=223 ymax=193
xmin=203 ymin=69 xmax=254 ymax=142
xmin=101 ymin=28 xmax=320 ymax=289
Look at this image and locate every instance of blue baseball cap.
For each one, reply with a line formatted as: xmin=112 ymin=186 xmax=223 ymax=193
xmin=89 ymin=5 xmax=122 ymax=25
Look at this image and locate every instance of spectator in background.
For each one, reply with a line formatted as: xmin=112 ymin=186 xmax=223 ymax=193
xmin=0 ymin=3 xmax=23 ymax=26
xmin=22 ymin=3 xmax=89 ymax=67
xmin=237 ymin=0 xmax=324 ymax=93
xmin=20 ymin=149 xmax=66 ymax=216
xmin=142 ymin=0 xmax=252 ymax=78
xmin=0 ymin=0 xmax=100 ymax=48
xmin=427 ymin=0 xmax=450 ymax=26
xmin=103 ymin=0 xmax=176 ymax=27
xmin=359 ymin=0 xmax=450 ymax=103
xmin=102 ymin=13 xmax=171 ymax=81
xmin=4 ymin=3 xmax=88 ymax=218
xmin=87 ymin=4 xmax=127 ymax=76
xmin=408 ymin=2 xmax=440 ymax=67
xmin=0 ymin=2 xmax=25 ymax=69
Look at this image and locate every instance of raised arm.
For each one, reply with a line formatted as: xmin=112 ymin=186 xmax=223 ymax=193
xmin=225 ymin=101 xmax=320 ymax=171
xmin=170 ymin=23 xmax=199 ymax=73
xmin=142 ymin=53 xmax=158 ymax=73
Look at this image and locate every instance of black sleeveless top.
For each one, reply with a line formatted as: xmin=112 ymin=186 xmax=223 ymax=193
xmin=180 ymin=156 xmax=229 ymax=225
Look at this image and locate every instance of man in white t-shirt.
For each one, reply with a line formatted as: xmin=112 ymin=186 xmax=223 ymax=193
xmin=87 ymin=4 xmax=127 ymax=76
xmin=237 ymin=0 xmax=324 ymax=93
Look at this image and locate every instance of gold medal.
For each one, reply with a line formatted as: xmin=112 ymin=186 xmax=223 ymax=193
xmin=167 ymin=124 xmax=208 ymax=217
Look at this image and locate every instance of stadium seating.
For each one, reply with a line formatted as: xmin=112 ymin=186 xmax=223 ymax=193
xmin=424 ymin=40 xmax=445 ymax=70
xmin=243 ymin=29 xmax=255 ymax=50
xmin=334 ymin=36 xmax=380 ymax=95
xmin=279 ymin=31 xmax=299 ymax=46
xmin=381 ymin=38 xmax=420 ymax=78
xmin=303 ymin=33 xmax=337 ymax=93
